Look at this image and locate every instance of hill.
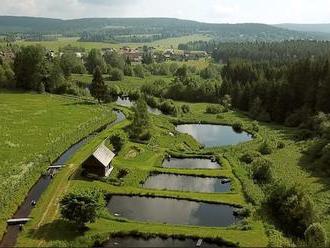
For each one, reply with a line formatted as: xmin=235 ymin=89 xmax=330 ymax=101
xmin=0 ymin=16 xmax=327 ymax=42
xmin=276 ymin=23 xmax=330 ymax=34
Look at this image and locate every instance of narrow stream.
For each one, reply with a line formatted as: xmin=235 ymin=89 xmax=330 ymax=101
xmin=0 ymin=110 xmax=125 ymax=247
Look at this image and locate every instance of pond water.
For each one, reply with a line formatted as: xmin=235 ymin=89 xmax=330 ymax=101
xmin=107 ymin=196 xmax=238 ymax=227
xmin=103 ymin=236 xmax=223 ymax=247
xmin=176 ymin=124 xmax=252 ymax=147
xmin=162 ymin=158 xmax=220 ymax=169
xmin=116 ymin=97 xmax=162 ymax=115
xmin=143 ymin=174 xmax=230 ymax=193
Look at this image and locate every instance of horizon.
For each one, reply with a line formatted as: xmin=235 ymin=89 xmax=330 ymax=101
xmin=1 ymin=15 xmax=330 ymax=26
xmin=1 ymin=0 xmax=330 ymax=24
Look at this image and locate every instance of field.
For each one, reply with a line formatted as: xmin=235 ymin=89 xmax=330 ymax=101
xmin=0 ymin=91 xmax=115 ymax=237
xmin=9 ymin=34 xmax=211 ymax=51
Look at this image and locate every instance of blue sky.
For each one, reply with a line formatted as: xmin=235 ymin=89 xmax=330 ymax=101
xmin=1 ymin=0 xmax=330 ymax=24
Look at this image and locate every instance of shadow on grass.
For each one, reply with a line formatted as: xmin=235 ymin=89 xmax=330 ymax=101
xmin=27 ymin=219 xmax=84 ymax=242
xmin=64 ymin=101 xmax=96 ymax=106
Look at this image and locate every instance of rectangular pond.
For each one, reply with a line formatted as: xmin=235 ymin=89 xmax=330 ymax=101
xmin=176 ymin=124 xmax=252 ymax=147
xmin=143 ymin=174 xmax=231 ymax=193
xmin=162 ymin=158 xmax=220 ymax=169
xmin=103 ymin=236 xmax=224 ymax=247
xmin=107 ymin=196 xmax=238 ymax=227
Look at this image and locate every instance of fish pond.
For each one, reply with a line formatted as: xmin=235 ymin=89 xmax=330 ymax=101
xmin=176 ymin=124 xmax=252 ymax=147
xmin=116 ymin=97 xmax=162 ymax=115
xmin=107 ymin=196 xmax=238 ymax=227
xmin=143 ymin=174 xmax=231 ymax=193
xmin=162 ymin=158 xmax=220 ymax=169
xmin=103 ymin=236 xmax=225 ymax=247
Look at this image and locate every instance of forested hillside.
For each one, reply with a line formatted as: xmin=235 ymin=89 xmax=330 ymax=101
xmin=0 ymin=16 xmax=326 ymax=42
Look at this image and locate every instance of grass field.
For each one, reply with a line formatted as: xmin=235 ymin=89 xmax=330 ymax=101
xmin=9 ymin=34 xmax=211 ymax=51
xmin=0 ymin=91 xmax=115 ymax=238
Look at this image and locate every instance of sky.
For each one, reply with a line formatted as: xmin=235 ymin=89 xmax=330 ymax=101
xmin=0 ymin=0 xmax=330 ymax=24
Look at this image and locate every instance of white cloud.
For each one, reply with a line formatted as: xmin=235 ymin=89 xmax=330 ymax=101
xmin=0 ymin=0 xmax=329 ymax=23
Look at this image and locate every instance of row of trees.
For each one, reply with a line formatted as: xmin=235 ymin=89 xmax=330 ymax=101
xmin=179 ymin=40 xmax=330 ymax=63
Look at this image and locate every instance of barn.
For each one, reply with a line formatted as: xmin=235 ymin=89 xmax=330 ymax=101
xmin=82 ymin=143 xmax=115 ymax=177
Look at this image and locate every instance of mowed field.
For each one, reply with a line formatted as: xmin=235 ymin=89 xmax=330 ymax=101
xmin=7 ymin=34 xmax=211 ymax=51
xmin=0 ymin=91 xmax=114 ymax=237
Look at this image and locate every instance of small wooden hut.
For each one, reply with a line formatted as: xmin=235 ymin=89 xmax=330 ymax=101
xmin=82 ymin=143 xmax=115 ymax=177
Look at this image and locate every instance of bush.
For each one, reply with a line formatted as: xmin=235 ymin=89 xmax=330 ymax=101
xmin=251 ymin=121 xmax=259 ymax=132
xmin=117 ymin=169 xmax=128 ymax=179
xmin=304 ymin=223 xmax=327 ymax=247
xmin=206 ymin=104 xmax=225 ymax=114
xmin=241 ymin=151 xmax=261 ymax=164
xmin=181 ymin=104 xmax=190 ymax=114
xmin=109 ymin=68 xmax=124 ymax=81
xmin=159 ymin=100 xmax=177 ymax=116
xmin=277 ymin=141 xmax=285 ymax=149
xmin=259 ymin=141 xmax=273 ymax=155
xmin=145 ymin=96 xmax=158 ymax=108
xmin=232 ymin=122 xmax=243 ymax=133
xmin=133 ymin=64 xmax=145 ymax=78
xmin=251 ymin=158 xmax=273 ymax=183
xmin=109 ymin=132 xmax=126 ymax=152
xmin=266 ymin=183 xmax=315 ymax=237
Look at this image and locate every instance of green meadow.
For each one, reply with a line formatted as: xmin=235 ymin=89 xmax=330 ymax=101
xmin=0 ymin=91 xmax=115 ymax=237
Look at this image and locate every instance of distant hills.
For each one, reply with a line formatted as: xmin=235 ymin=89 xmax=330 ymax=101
xmin=275 ymin=23 xmax=330 ymax=34
xmin=0 ymin=16 xmax=329 ymax=42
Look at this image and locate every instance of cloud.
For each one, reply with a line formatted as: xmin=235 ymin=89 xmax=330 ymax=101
xmin=0 ymin=0 xmax=329 ymax=23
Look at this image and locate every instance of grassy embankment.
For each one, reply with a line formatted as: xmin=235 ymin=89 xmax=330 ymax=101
xmin=8 ymin=34 xmax=211 ymax=51
xmin=0 ymin=91 xmax=115 ymax=239
xmin=17 ymin=103 xmax=269 ymax=247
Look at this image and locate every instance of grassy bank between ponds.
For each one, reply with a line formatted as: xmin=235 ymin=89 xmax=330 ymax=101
xmin=16 ymin=102 xmax=269 ymax=247
xmin=0 ymin=91 xmax=115 ymax=239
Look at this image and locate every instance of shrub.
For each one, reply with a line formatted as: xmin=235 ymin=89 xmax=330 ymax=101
xmin=133 ymin=64 xmax=145 ymax=78
xmin=117 ymin=169 xmax=128 ymax=179
xmin=266 ymin=183 xmax=315 ymax=237
xmin=159 ymin=100 xmax=177 ymax=116
xmin=251 ymin=121 xmax=259 ymax=132
xmin=109 ymin=132 xmax=126 ymax=152
xmin=232 ymin=122 xmax=243 ymax=133
xmin=38 ymin=82 xmax=45 ymax=94
xmin=206 ymin=104 xmax=225 ymax=114
xmin=181 ymin=104 xmax=190 ymax=114
xmin=240 ymin=151 xmax=261 ymax=164
xmin=259 ymin=141 xmax=273 ymax=155
xmin=145 ymin=96 xmax=158 ymax=108
xmin=304 ymin=223 xmax=327 ymax=247
xmin=109 ymin=68 xmax=124 ymax=81
xmin=251 ymin=158 xmax=273 ymax=183
xmin=277 ymin=141 xmax=285 ymax=149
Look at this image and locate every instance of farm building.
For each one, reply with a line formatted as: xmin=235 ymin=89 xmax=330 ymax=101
xmin=82 ymin=143 xmax=115 ymax=177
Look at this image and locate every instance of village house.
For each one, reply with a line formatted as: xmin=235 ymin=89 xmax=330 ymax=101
xmin=82 ymin=143 xmax=115 ymax=177
xmin=119 ymin=47 xmax=143 ymax=63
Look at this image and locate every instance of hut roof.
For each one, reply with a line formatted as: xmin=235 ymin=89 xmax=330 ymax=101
xmin=92 ymin=143 xmax=115 ymax=167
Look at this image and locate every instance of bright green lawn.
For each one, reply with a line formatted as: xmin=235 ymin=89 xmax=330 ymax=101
xmin=0 ymin=91 xmax=115 ymax=238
